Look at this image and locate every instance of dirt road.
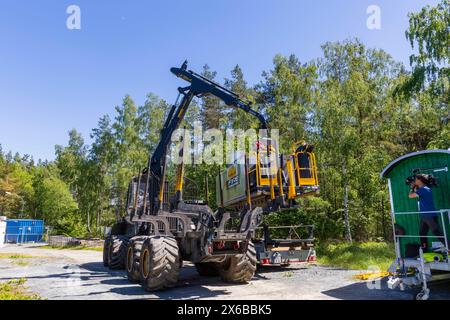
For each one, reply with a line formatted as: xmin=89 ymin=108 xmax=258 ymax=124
xmin=1 ymin=244 xmax=449 ymax=300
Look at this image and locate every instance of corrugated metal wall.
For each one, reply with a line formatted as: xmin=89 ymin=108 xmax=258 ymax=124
xmin=5 ymin=219 xmax=45 ymax=243
xmin=386 ymin=152 xmax=450 ymax=257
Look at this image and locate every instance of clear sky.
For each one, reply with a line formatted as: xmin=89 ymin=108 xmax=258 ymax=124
xmin=0 ymin=0 xmax=440 ymax=161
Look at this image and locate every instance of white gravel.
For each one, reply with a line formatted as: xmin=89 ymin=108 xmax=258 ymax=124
xmin=1 ymin=244 xmax=449 ymax=300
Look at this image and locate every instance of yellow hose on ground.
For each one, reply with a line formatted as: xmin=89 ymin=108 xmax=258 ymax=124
xmin=354 ymin=272 xmax=392 ymax=280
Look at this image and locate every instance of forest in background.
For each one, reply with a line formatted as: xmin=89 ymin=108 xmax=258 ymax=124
xmin=0 ymin=1 xmax=448 ymax=241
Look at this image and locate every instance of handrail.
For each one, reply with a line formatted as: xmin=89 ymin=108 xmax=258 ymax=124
xmin=293 ymin=151 xmax=319 ymax=186
xmin=255 ymin=224 xmax=314 ymax=241
xmin=394 ymin=209 xmax=450 ymax=215
xmin=396 ymin=235 xmax=447 ymax=239
xmin=393 ymin=209 xmax=449 ymax=266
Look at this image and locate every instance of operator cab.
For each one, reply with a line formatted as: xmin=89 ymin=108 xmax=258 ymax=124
xmin=290 ymin=142 xmax=319 ymax=190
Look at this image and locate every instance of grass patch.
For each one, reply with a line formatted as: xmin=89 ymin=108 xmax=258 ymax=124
xmin=316 ymin=242 xmax=395 ymax=271
xmin=0 ymin=253 xmax=36 ymax=259
xmin=38 ymin=245 xmax=103 ymax=252
xmin=13 ymin=260 xmax=30 ymax=267
xmin=0 ymin=279 xmax=41 ymax=300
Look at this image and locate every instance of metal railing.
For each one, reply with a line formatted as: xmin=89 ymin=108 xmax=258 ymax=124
xmin=255 ymin=224 xmax=314 ymax=241
xmin=393 ymin=209 xmax=450 ymax=265
xmin=5 ymin=233 xmax=44 ymax=244
xmin=5 ymin=224 xmax=45 ymax=244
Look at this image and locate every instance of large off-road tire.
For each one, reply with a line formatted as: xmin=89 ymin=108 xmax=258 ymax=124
xmin=103 ymin=236 xmax=112 ymax=267
xmin=219 ymin=241 xmax=257 ymax=283
xmin=126 ymin=236 xmax=146 ymax=282
xmin=108 ymin=235 xmax=129 ymax=270
xmin=140 ymin=236 xmax=180 ymax=291
xmin=195 ymin=262 xmax=222 ymax=277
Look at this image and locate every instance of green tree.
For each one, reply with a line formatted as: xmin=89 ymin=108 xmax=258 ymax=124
xmin=404 ymin=0 xmax=449 ymax=150
xmin=89 ymin=115 xmax=116 ymax=231
xmin=138 ymin=94 xmax=170 ymax=155
xmin=200 ymin=65 xmax=226 ymax=129
xmin=224 ymin=65 xmax=259 ymax=130
xmin=34 ymin=174 xmax=81 ymax=236
xmin=406 ymin=0 xmax=449 ymax=89
xmin=312 ymin=40 xmax=404 ymax=241
xmin=110 ymin=95 xmax=146 ymax=218
xmin=55 ymin=129 xmax=87 ymax=198
xmin=257 ymin=54 xmax=318 ymax=153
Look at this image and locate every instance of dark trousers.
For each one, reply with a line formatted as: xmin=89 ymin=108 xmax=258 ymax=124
xmin=419 ymin=215 xmax=444 ymax=249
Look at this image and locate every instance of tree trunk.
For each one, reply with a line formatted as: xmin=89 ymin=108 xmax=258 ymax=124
xmin=115 ymin=194 xmax=122 ymax=221
xmin=87 ymin=208 xmax=92 ymax=233
xmin=342 ymin=161 xmax=352 ymax=243
xmin=381 ymin=197 xmax=389 ymax=241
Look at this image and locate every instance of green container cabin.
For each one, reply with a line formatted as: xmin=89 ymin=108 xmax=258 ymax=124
xmin=381 ymin=150 xmax=450 ymax=258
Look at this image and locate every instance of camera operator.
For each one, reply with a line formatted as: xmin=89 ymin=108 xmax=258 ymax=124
xmin=408 ymin=174 xmax=444 ymax=250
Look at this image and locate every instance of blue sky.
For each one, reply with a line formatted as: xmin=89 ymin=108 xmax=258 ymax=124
xmin=0 ymin=0 xmax=440 ymax=161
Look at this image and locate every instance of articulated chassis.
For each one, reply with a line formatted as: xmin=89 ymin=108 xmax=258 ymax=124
xmin=125 ymin=206 xmax=262 ymax=263
xmin=105 ymin=203 xmax=264 ymax=291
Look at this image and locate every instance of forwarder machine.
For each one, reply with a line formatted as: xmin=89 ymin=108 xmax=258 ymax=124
xmin=103 ymin=62 xmax=319 ymax=291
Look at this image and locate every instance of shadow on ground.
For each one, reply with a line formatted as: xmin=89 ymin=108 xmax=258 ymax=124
xmin=322 ymin=278 xmax=413 ymax=300
xmin=78 ymin=262 xmax=233 ymax=299
xmin=322 ymin=277 xmax=450 ymax=300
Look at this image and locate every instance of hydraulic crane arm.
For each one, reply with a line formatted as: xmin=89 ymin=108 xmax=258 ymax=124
xmin=170 ymin=62 xmax=268 ymax=130
xmin=145 ymin=61 xmax=269 ymax=215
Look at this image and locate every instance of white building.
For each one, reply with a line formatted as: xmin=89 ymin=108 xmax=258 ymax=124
xmin=0 ymin=216 xmax=7 ymax=247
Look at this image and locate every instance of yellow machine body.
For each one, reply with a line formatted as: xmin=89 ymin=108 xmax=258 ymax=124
xmin=216 ymin=141 xmax=319 ymax=210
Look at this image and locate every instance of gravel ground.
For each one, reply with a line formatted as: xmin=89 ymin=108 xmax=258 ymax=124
xmin=1 ymin=244 xmax=450 ymax=300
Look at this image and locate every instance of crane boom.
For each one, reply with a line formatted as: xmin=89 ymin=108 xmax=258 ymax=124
xmin=146 ymin=61 xmax=268 ymax=215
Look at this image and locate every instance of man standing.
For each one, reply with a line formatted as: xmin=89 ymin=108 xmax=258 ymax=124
xmin=408 ymin=174 xmax=444 ymax=250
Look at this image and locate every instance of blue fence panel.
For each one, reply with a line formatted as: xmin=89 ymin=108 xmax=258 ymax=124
xmin=5 ymin=219 xmax=44 ymax=243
